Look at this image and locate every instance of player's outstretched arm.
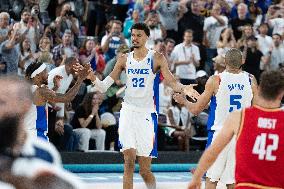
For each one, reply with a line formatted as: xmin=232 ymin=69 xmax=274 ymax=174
xmin=156 ymin=52 xmax=199 ymax=100
xmin=39 ymin=64 xmax=90 ymax=103
xmin=173 ymin=76 xmax=217 ymax=115
xmin=188 ymin=111 xmax=241 ymax=189
xmin=88 ymin=54 xmax=126 ymax=93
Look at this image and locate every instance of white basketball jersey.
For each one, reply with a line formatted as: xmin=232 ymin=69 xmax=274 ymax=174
xmin=124 ymin=50 xmax=159 ymax=112
xmin=208 ymin=71 xmax=253 ymax=131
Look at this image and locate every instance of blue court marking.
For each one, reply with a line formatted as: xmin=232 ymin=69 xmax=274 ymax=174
xmin=76 ymin=172 xmax=193 ymax=183
xmin=64 ymin=164 xmax=197 ymax=173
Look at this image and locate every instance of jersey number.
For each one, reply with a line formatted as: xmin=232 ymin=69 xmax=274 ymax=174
xmin=229 ymin=95 xmax=242 ymax=112
xmin=132 ymin=78 xmax=145 ymax=87
xmin=252 ymin=133 xmax=279 ymax=161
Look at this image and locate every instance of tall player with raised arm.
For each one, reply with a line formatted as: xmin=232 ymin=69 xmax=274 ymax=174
xmin=88 ymin=23 xmax=199 ymax=189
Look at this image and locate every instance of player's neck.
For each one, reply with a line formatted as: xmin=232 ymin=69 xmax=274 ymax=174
xmin=256 ymin=97 xmax=281 ymax=109
xmin=133 ymin=46 xmax=148 ymax=59
xmin=225 ymin=67 xmax=241 ymax=74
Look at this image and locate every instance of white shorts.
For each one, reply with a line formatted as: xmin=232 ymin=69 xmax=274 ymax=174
xmin=206 ymin=132 xmax=236 ymax=184
xmin=118 ymin=103 xmax=158 ymax=158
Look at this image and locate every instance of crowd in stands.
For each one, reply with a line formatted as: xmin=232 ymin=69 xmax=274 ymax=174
xmin=0 ymin=0 xmax=284 ymax=153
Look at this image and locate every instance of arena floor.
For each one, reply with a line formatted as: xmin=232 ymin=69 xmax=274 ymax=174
xmin=77 ymin=172 xmax=226 ymax=189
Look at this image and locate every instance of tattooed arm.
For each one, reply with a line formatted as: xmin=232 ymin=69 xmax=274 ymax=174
xmin=38 ymin=64 xmax=90 ymax=103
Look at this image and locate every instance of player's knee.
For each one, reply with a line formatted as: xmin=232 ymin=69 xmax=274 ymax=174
xmin=124 ymin=158 xmax=135 ymax=170
xmin=139 ymin=168 xmax=151 ymax=178
xmin=98 ymin=129 xmax=106 ymax=138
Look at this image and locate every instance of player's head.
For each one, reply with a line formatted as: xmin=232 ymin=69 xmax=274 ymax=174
xmin=131 ymin=23 xmax=150 ymax=48
xmin=0 ymin=76 xmax=33 ymax=155
xmin=26 ymin=62 xmax=48 ymax=85
xmin=65 ymin=56 xmax=78 ymax=75
xmin=224 ymin=48 xmax=243 ymax=69
xmin=259 ymin=70 xmax=284 ymax=101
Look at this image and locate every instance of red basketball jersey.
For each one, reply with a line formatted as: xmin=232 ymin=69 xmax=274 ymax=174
xmin=236 ymin=105 xmax=284 ymax=189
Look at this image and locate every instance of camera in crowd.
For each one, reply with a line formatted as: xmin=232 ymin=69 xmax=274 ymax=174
xmin=65 ymin=10 xmax=76 ymax=17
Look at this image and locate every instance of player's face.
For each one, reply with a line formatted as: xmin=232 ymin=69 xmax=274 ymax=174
xmin=41 ymin=69 xmax=48 ymax=85
xmin=131 ymin=29 xmax=148 ymax=48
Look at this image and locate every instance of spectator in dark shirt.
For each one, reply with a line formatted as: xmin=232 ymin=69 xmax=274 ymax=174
xmin=242 ymin=35 xmax=268 ymax=82
xmin=71 ymin=92 xmax=106 ymax=151
xmin=230 ymin=3 xmax=253 ymax=40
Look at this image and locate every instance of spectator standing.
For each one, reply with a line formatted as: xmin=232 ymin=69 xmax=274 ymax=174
xmin=38 ymin=36 xmax=55 ymax=72
xmin=123 ymin=10 xmax=140 ymax=44
xmin=172 ymin=29 xmax=200 ymax=85
xmin=145 ymin=10 xmax=167 ymax=49
xmin=242 ymin=35 xmax=267 ymax=82
xmin=52 ymin=30 xmax=78 ymax=66
xmin=164 ymin=38 xmax=176 ymax=72
xmin=111 ymin=0 xmax=130 ymax=23
xmin=267 ymin=33 xmax=284 ymax=71
xmin=153 ymin=0 xmax=185 ymax=43
xmin=18 ymin=37 xmax=37 ymax=76
xmin=178 ymin=0 xmax=204 ymax=45
xmin=55 ymin=3 xmax=80 ymax=38
xmin=0 ymin=12 xmax=10 ymax=45
xmin=71 ymin=92 xmax=106 ymax=151
xmin=0 ymin=29 xmax=20 ymax=75
xmin=101 ymin=20 xmax=126 ymax=62
xmin=230 ymin=3 xmax=254 ymax=41
xmin=217 ymin=28 xmax=237 ymax=56
xmin=13 ymin=9 xmax=40 ymax=53
xmin=203 ymin=4 xmax=228 ymax=75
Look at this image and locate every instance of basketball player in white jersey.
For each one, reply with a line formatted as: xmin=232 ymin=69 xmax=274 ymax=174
xmin=88 ymin=23 xmax=199 ymax=189
xmin=173 ymin=48 xmax=258 ymax=189
xmin=25 ymin=61 xmax=90 ymax=140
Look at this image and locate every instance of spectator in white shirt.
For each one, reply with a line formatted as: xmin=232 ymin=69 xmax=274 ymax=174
xmin=172 ymin=29 xmax=200 ymax=84
xmin=47 ymin=57 xmax=78 ymax=151
xmin=256 ymin=23 xmax=273 ymax=71
xmin=0 ymin=12 xmax=10 ymax=46
xmin=13 ymin=9 xmax=40 ymax=53
xmin=203 ymin=4 xmax=228 ymax=75
xmin=267 ymin=33 xmax=284 ymax=71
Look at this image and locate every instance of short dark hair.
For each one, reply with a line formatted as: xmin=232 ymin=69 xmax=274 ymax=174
xmin=272 ymin=33 xmax=282 ymax=39
xmin=65 ymin=56 xmax=77 ymax=65
xmin=154 ymin=38 xmax=164 ymax=45
xmin=131 ymin=23 xmax=150 ymax=37
xmin=184 ymin=29 xmax=193 ymax=35
xmin=259 ymin=70 xmax=284 ymax=101
xmin=165 ymin=38 xmax=175 ymax=45
xmin=25 ymin=61 xmax=43 ymax=80
xmin=225 ymin=48 xmax=243 ymax=69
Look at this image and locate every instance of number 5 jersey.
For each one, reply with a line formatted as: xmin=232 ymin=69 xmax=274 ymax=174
xmin=207 ymin=71 xmax=253 ymax=131
xmin=236 ymin=106 xmax=284 ymax=188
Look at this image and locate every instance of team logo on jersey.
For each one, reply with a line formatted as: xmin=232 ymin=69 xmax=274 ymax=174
xmin=128 ymin=68 xmax=149 ymax=75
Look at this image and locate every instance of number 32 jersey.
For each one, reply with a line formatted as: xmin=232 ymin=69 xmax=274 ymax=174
xmin=236 ymin=106 xmax=284 ymax=188
xmin=124 ymin=50 xmax=159 ymax=112
xmin=208 ymin=71 xmax=253 ymax=131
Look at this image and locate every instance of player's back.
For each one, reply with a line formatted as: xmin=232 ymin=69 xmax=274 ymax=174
xmin=236 ymin=106 xmax=284 ymax=188
xmin=208 ymin=71 xmax=253 ymax=131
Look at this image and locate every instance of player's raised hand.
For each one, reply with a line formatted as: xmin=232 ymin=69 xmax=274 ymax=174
xmin=183 ymin=84 xmax=200 ymax=100
xmin=53 ymin=75 xmax=63 ymax=89
xmin=173 ymin=92 xmax=187 ymax=105
xmin=77 ymin=63 xmax=91 ymax=80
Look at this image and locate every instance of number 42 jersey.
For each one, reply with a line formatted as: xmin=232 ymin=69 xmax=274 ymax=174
xmin=208 ymin=71 xmax=253 ymax=131
xmin=236 ymin=106 xmax=284 ymax=188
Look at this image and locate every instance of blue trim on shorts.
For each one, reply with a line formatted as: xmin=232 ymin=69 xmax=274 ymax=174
xmin=149 ymin=113 xmax=158 ymax=158
xmin=206 ymin=130 xmax=215 ymax=148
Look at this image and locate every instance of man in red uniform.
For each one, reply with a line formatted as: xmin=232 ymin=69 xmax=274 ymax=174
xmin=188 ymin=70 xmax=284 ymax=189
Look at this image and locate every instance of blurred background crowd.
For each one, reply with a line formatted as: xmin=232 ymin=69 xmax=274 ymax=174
xmin=0 ymin=0 xmax=284 ymax=154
